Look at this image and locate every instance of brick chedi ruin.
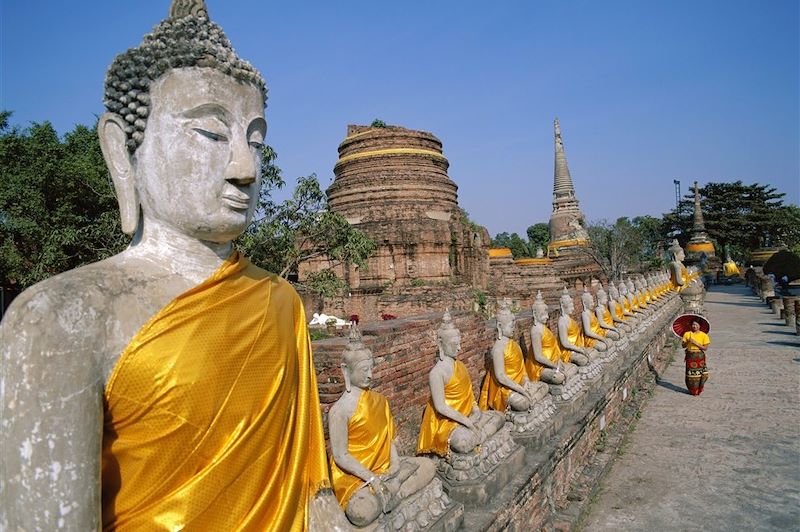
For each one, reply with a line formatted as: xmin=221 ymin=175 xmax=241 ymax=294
xmin=546 ymin=118 xmax=602 ymax=282
xmin=299 ymin=124 xmax=491 ymax=321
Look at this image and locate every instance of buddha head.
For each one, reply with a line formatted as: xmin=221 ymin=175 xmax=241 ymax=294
xmin=668 ymin=239 xmax=685 ymax=263
xmin=98 ymin=0 xmax=267 ymax=242
xmin=626 ymin=278 xmax=636 ymax=293
xmin=559 ymin=287 xmax=574 ymax=315
xmin=496 ymin=299 xmax=515 ymax=339
xmin=341 ymin=324 xmax=374 ymax=392
xmin=436 ymin=309 xmax=461 ymax=361
xmin=580 ymin=286 xmax=594 ymax=311
xmin=532 ymin=291 xmax=549 ymax=325
xmin=596 ymin=286 xmax=609 ymax=306
xmin=608 ymin=281 xmax=620 ymax=300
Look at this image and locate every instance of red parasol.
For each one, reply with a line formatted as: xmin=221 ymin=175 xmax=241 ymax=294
xmin=671 ymin=314 xmax=710 ymax=337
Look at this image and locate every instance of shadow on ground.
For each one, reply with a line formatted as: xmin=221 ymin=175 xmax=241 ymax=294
xmin=655 ymin=378 xmax=688 ymax=395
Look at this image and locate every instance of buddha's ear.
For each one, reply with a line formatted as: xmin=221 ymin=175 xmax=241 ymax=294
xmin=98 ymin=112 xmax=139 ymax=235
xmin=341 ymin=362 xmax=351 ymax=393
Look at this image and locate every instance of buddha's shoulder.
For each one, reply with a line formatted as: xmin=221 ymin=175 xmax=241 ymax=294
xmin=244 ymin=262 xmax=301 ymax=305
xmin=1 ymin=258 xmax=168 ymax=337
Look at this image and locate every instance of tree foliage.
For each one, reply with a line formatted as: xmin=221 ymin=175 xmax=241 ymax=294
xmin=0 ymin=112 xmax=128 ymax=287
xmin=526 ymin=223 xmax=549 ymax=255
xmin=662 ymin=181 xmax=799 ymax=260
xmin=491 ymin=232 xmax=532 ymax=259
xmin=236 ymin=149 xmax=375 ymax=296
xmin=763 ymin=250 xmax=800 ymax=283
xmin=584 ymin=216 xmax=665 ymax=280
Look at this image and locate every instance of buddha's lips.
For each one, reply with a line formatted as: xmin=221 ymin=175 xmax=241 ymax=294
xmin=222 ymin=194 xmax=250 ymax=210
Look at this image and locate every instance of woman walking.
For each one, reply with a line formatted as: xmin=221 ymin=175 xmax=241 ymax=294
xmin=682 ymin=320 xmax=710 ymax=395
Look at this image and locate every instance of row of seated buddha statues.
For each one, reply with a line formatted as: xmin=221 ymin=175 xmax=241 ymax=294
xmin=325 ymin=271 xmax=680 ymax=529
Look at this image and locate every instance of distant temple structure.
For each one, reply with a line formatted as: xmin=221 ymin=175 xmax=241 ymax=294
xmin=545 ymin=119 xmax=601 ymax=281
xmin=298 ymin=124 xmax=490 ymax=320
xmin=684 ymin=181 xmax=716 ymax=267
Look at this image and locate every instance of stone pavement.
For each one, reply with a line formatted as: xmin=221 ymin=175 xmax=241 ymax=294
xmin=580 ymin=284 xmax=800 ymax=531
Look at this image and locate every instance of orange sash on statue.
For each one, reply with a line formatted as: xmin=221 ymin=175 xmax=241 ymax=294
xmin=102 ymin=252 xmax=328 ymax=531
xmin=526 ymin=326 xmax=562 ymax=381
xmin=479 ymin=339 xmax=526 ymax=411
xmin=330 ymin=390 xmax=396 ymax=509
xmin=417 ymin=360 xmax=476 ymax=457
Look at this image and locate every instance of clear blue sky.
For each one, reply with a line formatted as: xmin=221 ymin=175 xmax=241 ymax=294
xmin=2 ymin=0 xmax=798 ymax=237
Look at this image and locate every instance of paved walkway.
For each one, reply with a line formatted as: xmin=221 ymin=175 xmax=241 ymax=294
xmin=581 ymin=284 xmax=800 ymax=531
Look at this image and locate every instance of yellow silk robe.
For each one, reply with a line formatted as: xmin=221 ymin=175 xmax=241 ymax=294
xmin=479 ymin=339 xmax=526 ymax=411
xmin=417 ymin=360 xmax=476 ymax=457
xmin=584 ymin=313 xmax=607 ymax=348
xmin=564 ymin=317 xmax=586 ymax=349
xmin=671 ymin=264 xmax=690 ymax=292
xmin=330 ymin=390 xmax=396 ymax=508
xmin=101 ymin=252 xmax=328 ymax=532
xmin=602 ymin=307 xmax=615 ymax=327
xmin=614 ymin=302 xmax=626 ymax=321
xmin=526 ymin=326 xmax=563 ymax=381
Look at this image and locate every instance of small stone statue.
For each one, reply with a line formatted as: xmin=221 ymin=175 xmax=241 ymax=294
xmin=580 ymin=287 xmax=609 ymax=351
xmin=668 ymin=239 xmax=689 ymax=291
xmin=479 ymin=300 xmax=549 ymax=412
xmin=329 ymin=325 xmax=438 ymax=527
xmin=594 ymin=287 xmax=621 ymax=340
xmin=557 ymin=288 xmax=591 ymax=366
xmin=417 ymin=311 xmax=505 ymax=457
xmin=527 ymin=291 xmax=569 ymax=385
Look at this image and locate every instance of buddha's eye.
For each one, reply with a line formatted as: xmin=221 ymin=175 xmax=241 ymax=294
xmin=249 ymin=140 xmax=265 ymax=150
xmin=193 ymin=128 xmax=228 ymax=142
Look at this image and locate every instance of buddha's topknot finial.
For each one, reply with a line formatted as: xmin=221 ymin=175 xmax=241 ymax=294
xmin=169 ymin=0 xmax=208 ymax=19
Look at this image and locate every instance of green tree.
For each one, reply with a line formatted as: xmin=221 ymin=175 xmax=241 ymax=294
xmin=662 ymin=181 xmax=799 ymax=260
xmin=0 ymin=113 xmax=127 ymax=288
xmin=526 ymin=223 xmax=549 ymax=255
xmin=584 ymin=216 xmax=665 ymax=279
xmin=237 ymin=149 xmax=375 ymax=297
xmin=491 ymin=232 xmax=532 ymax=259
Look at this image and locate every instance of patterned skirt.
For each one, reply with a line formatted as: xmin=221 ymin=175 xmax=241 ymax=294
xmin=684 ymin=351 xmax=709 ymax=396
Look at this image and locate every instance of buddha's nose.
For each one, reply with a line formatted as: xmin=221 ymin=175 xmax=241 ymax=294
xmin=226 ymin=134 xmax=257 ymax=185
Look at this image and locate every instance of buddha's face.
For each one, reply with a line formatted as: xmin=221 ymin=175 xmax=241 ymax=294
xmin=134 ymin=67 xmax=266 ymax=242
xmin=345 ymin=352 xmax=374 ymax=389
xmin=560 ymin=296 xmax=574 ymax=314
xmin=439 ymin=331 xmax=461 ymax=359
xmin=498 ymin=315 xmax=514 ymax=338
xmin=581 ymin=293 xmax=593 ymax=309
xmin=534 ymin=306 xmax=549 ymax=324
xmin=597 ymin=292 xmax=607 ymax=305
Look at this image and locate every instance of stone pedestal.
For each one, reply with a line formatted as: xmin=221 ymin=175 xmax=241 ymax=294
xmin=436 ymin=426 xmax=525 ymax=506
xmin=783 ymin=297 xmax=798 ymax=327
xmin=794 ymin=300 xmax=800 ymax=336
xmin=769 ymin=297 xmax=783 ymax=315
xmin=355 ymin=477 xmax=463 ymax=532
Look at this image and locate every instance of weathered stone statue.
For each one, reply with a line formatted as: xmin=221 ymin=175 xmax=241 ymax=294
xmin=418 ymin=311 xmax=522 ymax=505
xmin=557 ymin=289 xmax=591 ymax=366
xmin=0 ymin=2 xmax=339 ymax=529
xmin=479 ymin=300 xmax=549 ymax=412
xmin=417 ymin=311 xmax=505 ymax=457
xmin=594 ymin=287 xmax=621 ymax=340
xmin=527 ymin=291 xmax=583 ymax=401
xmin=580 ymin=287 xmax=609 ymax=352
xmin=668 ymin=239 xmax=690 ymax=292
xmin=329 ymin=325 xmax=451 ymax=529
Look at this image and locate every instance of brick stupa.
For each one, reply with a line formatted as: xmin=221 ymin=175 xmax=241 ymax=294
xmin=298 ymin=124 xmax=490 ymax=322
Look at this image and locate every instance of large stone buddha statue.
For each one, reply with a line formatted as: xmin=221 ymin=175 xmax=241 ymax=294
xmin=0 ymin=2 xmax=337 ymax=529
xmin=479 ymin=300 xmax=549 ymax=413
xmin=329 ymin=326 xmax=438 ymax=527
xmin=417 ymin=311 xmax=505 ymax=457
